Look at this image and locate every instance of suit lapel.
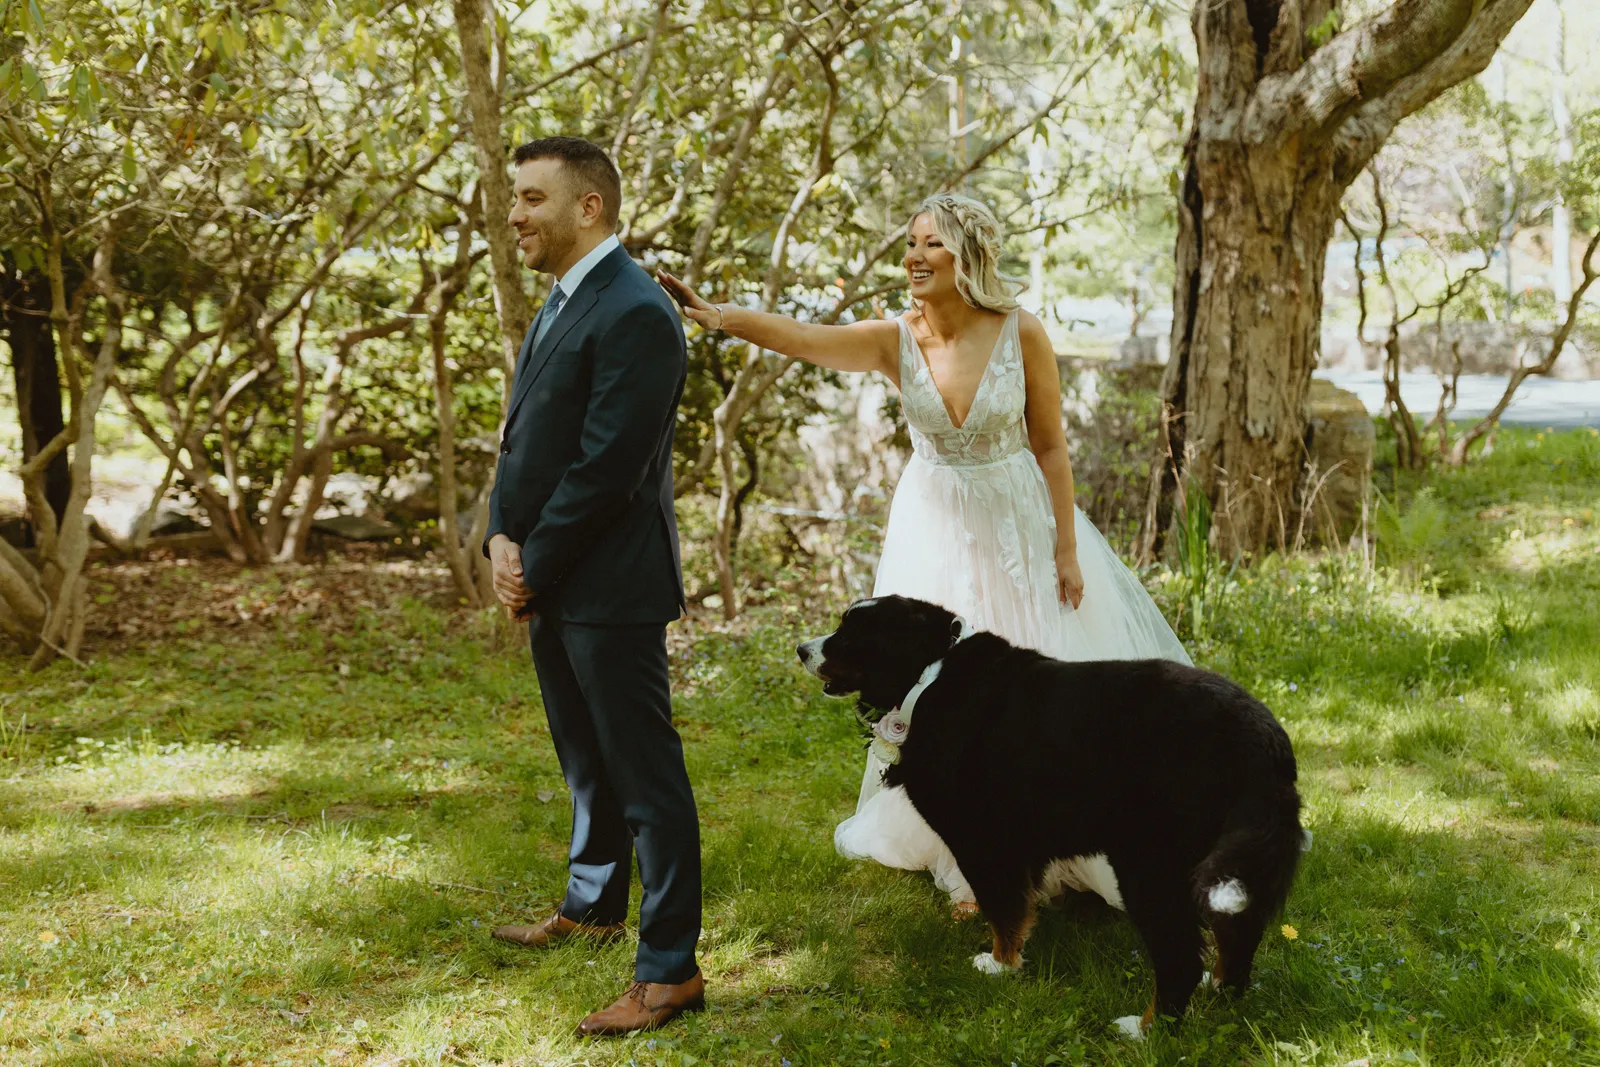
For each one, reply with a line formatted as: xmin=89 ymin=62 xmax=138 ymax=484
xmin=508 ymin=313 xmax=540 ymax=391
xmin=504 ymin=246 xmax=632 ymax=428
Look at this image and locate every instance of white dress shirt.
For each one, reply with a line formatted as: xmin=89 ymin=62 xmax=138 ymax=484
xmin=553 ymin=232 xmax=621 ymax=303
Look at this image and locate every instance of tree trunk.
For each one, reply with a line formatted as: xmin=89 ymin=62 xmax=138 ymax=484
xmin=16 ymin=221 xmax=125 ymax=669
xmin=426 ymin=228 xmax=490 ymax=608
xmin=453 ymin=0 xmax=531 ymax=373
xmin=1142 ymin=0 xmax=1537 ymax=560
xmin=1148 ymin=130 xmax=1341 ymax=557
xmin=3 ymin=270 xmax=71 ymax=533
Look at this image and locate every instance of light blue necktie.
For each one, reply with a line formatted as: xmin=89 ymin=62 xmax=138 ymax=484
xmin=531 ymin=283 xmax=567 ymax=352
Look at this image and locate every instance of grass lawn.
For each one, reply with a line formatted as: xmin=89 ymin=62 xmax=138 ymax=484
xmin=2 ymin=426 xmax=1598 ymax=1067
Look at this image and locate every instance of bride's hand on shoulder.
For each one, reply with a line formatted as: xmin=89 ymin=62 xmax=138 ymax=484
xmin=1056 ymin=549 xmax=1084 ymax=610
xmin=656 ymin=271 xmax=722 ymax=331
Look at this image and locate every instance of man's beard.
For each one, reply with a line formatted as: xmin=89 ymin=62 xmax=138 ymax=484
xmin=527 ymin=216 xmax=578 ymax=274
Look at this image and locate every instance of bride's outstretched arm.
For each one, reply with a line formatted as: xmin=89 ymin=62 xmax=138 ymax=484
xmin=657 ymin=271 xmax=900 ymax=379
xmin=1019 ymin=311 xmax=1084 ymax=609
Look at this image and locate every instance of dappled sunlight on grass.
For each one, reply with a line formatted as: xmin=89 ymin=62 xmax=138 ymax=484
xmin=1 ymin=425 xmax=1597 ymax=1064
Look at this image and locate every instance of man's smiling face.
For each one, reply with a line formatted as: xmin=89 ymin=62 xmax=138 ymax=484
xmin=507 ymin=158 xmax=582 ymax=274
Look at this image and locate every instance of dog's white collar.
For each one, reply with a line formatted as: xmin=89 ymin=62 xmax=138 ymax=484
xmin=870 ymin=616 xmax=975 ymax=765
xmin=904 ymin=615 xmax=975 ymax=718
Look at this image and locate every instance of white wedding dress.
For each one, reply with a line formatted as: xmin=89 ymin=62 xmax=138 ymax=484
xmin=832 ymin=309 xmax=1192 ymax=907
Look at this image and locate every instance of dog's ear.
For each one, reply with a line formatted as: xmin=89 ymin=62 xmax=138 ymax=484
xmin=949 ymin=616 xmax=964 ymax=640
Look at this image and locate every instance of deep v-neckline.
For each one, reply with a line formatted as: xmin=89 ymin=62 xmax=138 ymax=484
xmin=907 ymin=312 xmax=1011 ymax=431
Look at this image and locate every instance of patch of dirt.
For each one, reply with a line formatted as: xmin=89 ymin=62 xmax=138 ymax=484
xmin=78 ymin=545 xmax=460 ymax=650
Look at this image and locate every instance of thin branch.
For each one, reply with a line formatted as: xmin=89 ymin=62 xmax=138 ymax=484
xmin=503 ymin=27 xmax=684 ymax=107
xmin=1449 ymin=229 xmax=1600 ymax=462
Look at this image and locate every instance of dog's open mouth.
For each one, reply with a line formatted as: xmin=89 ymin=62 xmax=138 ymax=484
xmin=797 ymin=637 xmax=859 ymax=697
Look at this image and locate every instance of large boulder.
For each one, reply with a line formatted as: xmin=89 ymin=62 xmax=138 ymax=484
xmin=383 ymin=470 xmax=485 ymax=523
xmin=312 ymin=514 xmax=401 ymax=541
xmin=1302 ymin=379 xmax=1374 ymax=544
xmin=131 ymin=498 xmax=208 ymax=537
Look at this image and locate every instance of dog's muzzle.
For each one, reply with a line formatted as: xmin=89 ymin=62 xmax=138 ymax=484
xmin=796 ymin=637 xmax=827 ymax=677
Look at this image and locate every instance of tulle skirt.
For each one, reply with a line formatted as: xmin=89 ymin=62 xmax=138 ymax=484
xmin=833 ymin=449 xmax=1191 ymax=905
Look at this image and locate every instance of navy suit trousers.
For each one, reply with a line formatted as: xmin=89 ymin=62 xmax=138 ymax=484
xmin=529 ymin=616 xmax=700 ymax=984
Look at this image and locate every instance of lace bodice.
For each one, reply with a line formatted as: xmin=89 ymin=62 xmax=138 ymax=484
xmin=897 ymin=310 xmax=1027 ymax=466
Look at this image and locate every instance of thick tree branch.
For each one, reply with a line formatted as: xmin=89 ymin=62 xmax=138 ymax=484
xmin=1248 ymin=0 xmax=1497 ymax=139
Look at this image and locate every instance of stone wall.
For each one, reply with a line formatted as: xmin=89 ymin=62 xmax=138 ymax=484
xmin=1320 ymin=321 xmax=1598 ymax=380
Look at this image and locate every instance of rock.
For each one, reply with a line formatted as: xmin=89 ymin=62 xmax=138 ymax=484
xmin=321 ymin=472 xmax=379 ymax=516
xmin=384 ymin=470 xmax=484 ymax=523
xmin=1116 ymin=335 xmax=1162 ymax=366
xmin=1303 ymin=379 xmax=1374 ymax=545
xmin=132 ymin=499 xmax=208 ymax=537
xmin=311 ymin=514 xmax=401 ymax=541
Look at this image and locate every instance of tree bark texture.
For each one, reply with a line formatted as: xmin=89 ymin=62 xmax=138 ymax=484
xmin=453 ymin=0 xmax=531 ymax=375
xmin=1143 ymin=0 xmax=1536 ymax=559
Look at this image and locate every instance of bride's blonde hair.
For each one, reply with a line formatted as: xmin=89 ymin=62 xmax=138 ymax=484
xmin=909 ymin=193 xmax=1025 ymax=314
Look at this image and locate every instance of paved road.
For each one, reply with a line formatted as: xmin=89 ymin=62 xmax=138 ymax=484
xmin=1317 ymin=371 xmax=1600 ymax=430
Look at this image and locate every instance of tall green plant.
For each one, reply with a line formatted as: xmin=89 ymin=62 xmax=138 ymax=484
xmin=1173 ymin=475 xmax=1231 ymax=638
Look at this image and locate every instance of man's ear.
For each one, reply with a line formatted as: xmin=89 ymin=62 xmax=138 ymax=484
xmin=580 ymin=190 xmax=605 ymax=227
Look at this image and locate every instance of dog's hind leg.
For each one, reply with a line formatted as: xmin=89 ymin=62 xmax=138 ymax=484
xmin=1116 ymin=871 xmax=1205 ymax=1031
xmin=965 ymin=861 xmax=1036 ymax=974
xmin=1209 ymin=910 xmax=1267 ymax=994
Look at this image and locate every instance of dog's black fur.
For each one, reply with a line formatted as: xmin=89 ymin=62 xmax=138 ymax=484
xmin=800 ymin=595 xmax=1303 ymax=1028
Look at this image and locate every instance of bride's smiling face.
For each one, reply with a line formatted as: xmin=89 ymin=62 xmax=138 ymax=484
xmin=904 ymin=214 xmax=957 ymax=301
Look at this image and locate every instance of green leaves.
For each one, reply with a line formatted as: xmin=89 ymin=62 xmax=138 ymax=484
xmin=1307 ymin=8 xmax=1343 ymax=49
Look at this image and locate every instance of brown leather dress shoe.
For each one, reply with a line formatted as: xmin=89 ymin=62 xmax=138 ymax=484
xmin=576 ymin=971 xmax=706 ymax=1036
xmin=491 ymin=913 xmax=626 ymax=948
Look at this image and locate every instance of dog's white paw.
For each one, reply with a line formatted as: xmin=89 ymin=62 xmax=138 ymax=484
xmin=972 ymin=951 xmax=1020 ymax=975
xmin=1113 ymin=1015 xmax=1147 ymax=1041
xmin=1201 ymin=969 xmax=1221 ymax=990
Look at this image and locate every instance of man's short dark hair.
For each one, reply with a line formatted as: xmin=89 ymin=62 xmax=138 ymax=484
xmin=512 ymin=137 xmax=622 ymax=230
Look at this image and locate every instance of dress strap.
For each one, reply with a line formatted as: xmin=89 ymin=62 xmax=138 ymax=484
xmin=1002 ymin=308 xmax=1020 ymax=367
xmin=895 ymin=315 xmax=917 ymax=387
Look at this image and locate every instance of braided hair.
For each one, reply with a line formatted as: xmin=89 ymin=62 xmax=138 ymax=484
xmin=909 ymin=194 xmax=1026 ymax=314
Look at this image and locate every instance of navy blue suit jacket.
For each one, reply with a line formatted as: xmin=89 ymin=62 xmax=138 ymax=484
xmin=484 ymin=244 xmax=687 ymax=624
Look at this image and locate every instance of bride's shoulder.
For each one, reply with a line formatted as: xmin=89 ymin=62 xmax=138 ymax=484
xmin=1014 ymin=309 xmax=1052 ymax=349
xmin=1013 ymin=310 xmax=1058 ymax=377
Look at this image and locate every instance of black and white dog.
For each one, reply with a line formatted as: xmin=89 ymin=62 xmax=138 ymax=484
xmin=798 ymin=596 xmax=1303 ymax=1036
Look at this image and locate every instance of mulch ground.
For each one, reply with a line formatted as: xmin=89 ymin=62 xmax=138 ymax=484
xmin=80 ymin=541 xmax=463 ymax=650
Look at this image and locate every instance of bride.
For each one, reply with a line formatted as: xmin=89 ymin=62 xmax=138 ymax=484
xmin=659 ymin=193 xmax=1190 ymax=913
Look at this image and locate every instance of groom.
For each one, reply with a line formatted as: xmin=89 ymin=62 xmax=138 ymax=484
xmin=483 ymin=136 xmax=702 ymax=1035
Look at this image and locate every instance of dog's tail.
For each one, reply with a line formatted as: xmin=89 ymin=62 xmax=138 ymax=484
xmin=1192 ymin=785 xmax=1304 ymax=925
